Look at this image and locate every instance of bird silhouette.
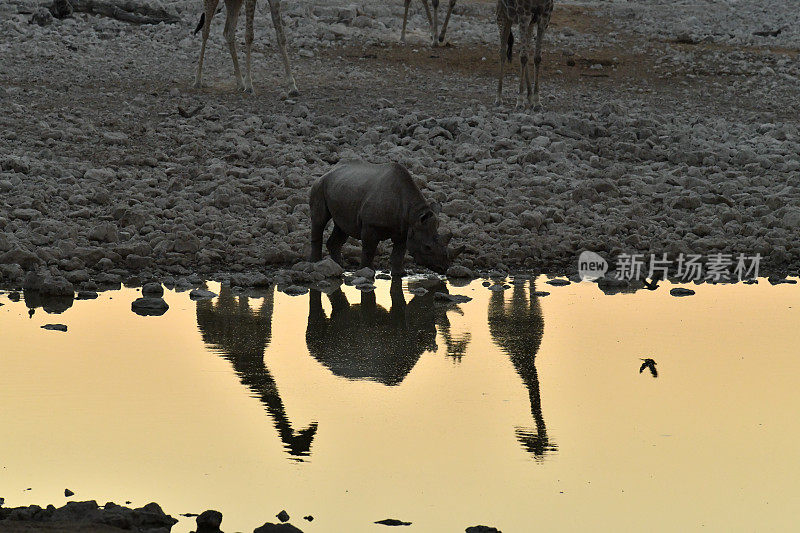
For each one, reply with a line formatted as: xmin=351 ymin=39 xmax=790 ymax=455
xmin=640 ymin=358 xmax=657 ymax=378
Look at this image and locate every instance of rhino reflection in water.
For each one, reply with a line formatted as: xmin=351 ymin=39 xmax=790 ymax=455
xmin=306 ymin=279 xmax=469 ymax=385
xmin=195 ymin=285 xmax=318 ymax=459
xmin=488 ymin=280 xmax=557 ymax=461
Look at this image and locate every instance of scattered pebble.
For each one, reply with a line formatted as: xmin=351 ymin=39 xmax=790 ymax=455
xmin=670 ymin=288 xmax=696 ymax=297
xmin=375 ymin=518 xmax=412 ymax=526
xmin=131 ymin=297 xmax=169 ymax=316
xmin=189 ymin=289 xmax=217 ymax=300
xmin=283 ymin=285 xmax=309 ymax=296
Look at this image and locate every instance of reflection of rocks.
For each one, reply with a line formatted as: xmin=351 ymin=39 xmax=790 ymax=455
xmin=254 ymin=522 xmax=304 ymax=532
xmin=306 ymin=279 xmax=469 ymax=385
xmin=142 ymin=282 xmax=164 ymax=297
xmin=24 ymin=289 xmax=74 ymax=314
xmin=196 ymin=286 xmax=318 ymax=459
xmin=488 ymin=280 xmax=556 ymax=461
xmin=41 ymin=324 xmax=67 ymax=332
xmin=0 ymin=500 xmax=177 ymax=530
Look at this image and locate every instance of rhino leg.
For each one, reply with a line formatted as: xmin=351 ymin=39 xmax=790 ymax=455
xmin=310 ymin=217 xmax=328 ymax=262
xmin=309 ymin=183 xmax=330 ymax=262
xmin=326 ymin=225 xmax=347 ymax=266
xmin=360 ymin=228 xmax=379 ymax=269
xmin=390 ymin=236 xmax=407 ymax=277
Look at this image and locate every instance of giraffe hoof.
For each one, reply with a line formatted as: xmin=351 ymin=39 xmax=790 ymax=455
xmin=532 ymin=103 xmax=543 ymax=112
xmin=193 ymin=80 xmax=203 ymax=89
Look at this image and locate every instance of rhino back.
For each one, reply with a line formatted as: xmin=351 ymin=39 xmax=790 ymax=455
xmin=321 ymin=162 xmax=425 ymax=239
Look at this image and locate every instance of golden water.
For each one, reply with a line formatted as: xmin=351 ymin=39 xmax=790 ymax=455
xmin=1 ymin=277 xmax=799 ymax=532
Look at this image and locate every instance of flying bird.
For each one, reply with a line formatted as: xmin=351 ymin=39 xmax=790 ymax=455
xmin=640 ymin=358 xmax=658 ymax=378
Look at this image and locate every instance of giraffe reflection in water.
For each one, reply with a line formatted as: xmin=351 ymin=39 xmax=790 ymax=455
xmin=195 ymin=285 xmax=318 ymax=460
xmin=488 ymin=279 xmax=557 ymax=461
xmin=305 ymin=278 xmax=470 ymax=385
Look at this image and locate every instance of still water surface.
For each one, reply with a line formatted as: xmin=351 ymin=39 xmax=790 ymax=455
xmin=1 ymin=277 xmax=799 ymax=532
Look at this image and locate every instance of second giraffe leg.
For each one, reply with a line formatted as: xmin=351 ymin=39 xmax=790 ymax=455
xmin=243 ymin=0 xmax=255 ymax=92
xmin=431 ymin=0 xmax=439 ymax=46
xmin=438 ymin=0 xmax=456 ymax=43
xmin=420 ymin=0 xmax=433 ymax=27
xmin=195 ymin=0 xmax=220 ymax=88
xmin=401 ymin=0 xmax=412 ymax=42
xmin=516 ymin=17 xmax=533 ymax=110
xmin=223 ymin=0 xmax=245 ymax=90
xmin=532 ymin=17 xmax=548 ymax=110
xmin=267 ymin=0 xmax=299 ymax=96
xmin=495 ymin=21 xmax=511 ymax=106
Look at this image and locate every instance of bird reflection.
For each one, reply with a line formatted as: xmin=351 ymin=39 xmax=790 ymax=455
xmin=488 ymin=279 xmax=557 ymax=461
xmin=305 ymin=278 xmax=469 ymax=385
xmin=195 ymin=285 xmax=318 ymax=459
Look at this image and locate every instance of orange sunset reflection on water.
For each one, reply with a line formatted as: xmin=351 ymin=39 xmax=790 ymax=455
xmin=1 ymin=276 xmax=799 ymax=532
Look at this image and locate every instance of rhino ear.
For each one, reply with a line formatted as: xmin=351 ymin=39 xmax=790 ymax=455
xmin=429 ymin=201 xmax=442 ymax=215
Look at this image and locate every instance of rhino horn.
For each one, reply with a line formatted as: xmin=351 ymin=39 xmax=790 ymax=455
xmin=441 ymin=231 xmax=453 ymax=246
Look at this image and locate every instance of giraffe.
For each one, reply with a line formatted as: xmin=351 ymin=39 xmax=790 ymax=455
xmin=495 ymin=0 xmax=554 ymax=110
xmin=401 ymin=0 xmax=458 ymax=47
xmin=193 ymin=0 xmax=298 ymax=96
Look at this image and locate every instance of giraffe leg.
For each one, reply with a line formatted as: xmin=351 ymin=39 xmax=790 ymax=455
xmin=243 ymin=0 xmax=255 ymax=92
xmin=401 ymin=0 xmax=412 ymax=43
xmin=495 ymin=20 xmax=511 ymax=107
xmin=267 ymin=0 xmax=299 ymax=96
xmin=516 ymin=17 xmax=532 ymax=110
xmin=430 ymin=0 xmax=439 ymax=47
xmin=532 ymin=15 xmax=550 ymax=111
xmin=194 ymin=0 xmax=220 ymax=88
xmin=420 ymin=0 xmax=433 ymax=28
xmin=223 ymin=0 xmax=245 ymax=91
xmin=438 ymin=0 xmax=456 ymax=44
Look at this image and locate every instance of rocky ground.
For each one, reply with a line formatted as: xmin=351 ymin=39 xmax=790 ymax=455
xmin=0 ymin=500 xmax=497 ymax=532
xmin=1 ymin=0 xmax=799 ymax=291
